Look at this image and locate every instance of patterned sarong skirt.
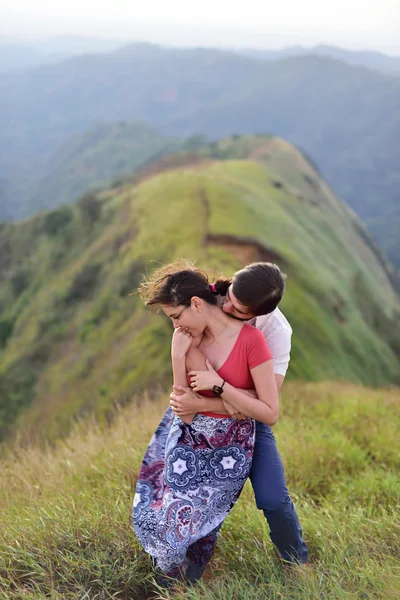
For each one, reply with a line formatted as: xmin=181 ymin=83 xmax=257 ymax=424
xmin=133 ymin=407 xmax=255 ymax=575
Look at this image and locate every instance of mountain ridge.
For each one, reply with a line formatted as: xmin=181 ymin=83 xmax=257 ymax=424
xmin=1 ymin=44 xmax=399 ymax=266
xmin=0 ymin=135 xmax=398 ymax=444
xmin=236 ymin=43 xmax=400 ymax=74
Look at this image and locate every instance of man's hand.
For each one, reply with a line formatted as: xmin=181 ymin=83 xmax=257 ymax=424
xmin=223 ymin=400 xmax=248 ymax=420
xmin=222 ymin=389 xmax=255 ymax=420
xmin=170 ymin=385 xmax=205 ymax=416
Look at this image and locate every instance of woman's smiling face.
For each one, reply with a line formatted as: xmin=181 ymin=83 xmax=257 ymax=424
xmin=162 ymin=299 xmax=205 ymax=336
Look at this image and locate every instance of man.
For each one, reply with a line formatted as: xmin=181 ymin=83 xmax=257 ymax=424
xmin=169 ymin=261 xmax=308 ymax=565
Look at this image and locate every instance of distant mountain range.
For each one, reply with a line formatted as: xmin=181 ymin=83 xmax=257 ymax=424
xmin=2 ymin=37 xmax=400 ymax=75
xmin=0 ymin=43 xmax=399 ymax=266
xmin=235 ymin=44 xmax=400 ymax=75
xmin=0 ymin=35 xmax=124 ymax=73
xmin=0 ymin=135 xmax=398 ymax=442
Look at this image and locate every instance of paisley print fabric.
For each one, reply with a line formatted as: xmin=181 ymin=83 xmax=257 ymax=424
xmin=133 ymin=407 xmax=255 ymax=576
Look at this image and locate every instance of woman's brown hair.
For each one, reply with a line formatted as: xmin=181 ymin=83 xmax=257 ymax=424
xmin=139 ymin=260 xmax=231 ymax=308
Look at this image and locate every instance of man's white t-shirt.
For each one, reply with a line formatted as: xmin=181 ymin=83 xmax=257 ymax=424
xmin=250 ymin=308 xmax=292 ymax=377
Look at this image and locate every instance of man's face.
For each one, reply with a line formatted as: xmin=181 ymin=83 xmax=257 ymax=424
xmin=222 ymin=285 xmax=255 ymax=321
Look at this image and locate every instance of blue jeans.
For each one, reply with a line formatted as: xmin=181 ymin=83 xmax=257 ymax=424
xmin=249 ymin=422 xmax=308 ymax=563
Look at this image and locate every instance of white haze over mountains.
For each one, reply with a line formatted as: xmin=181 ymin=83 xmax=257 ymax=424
xmin=1 ymin=0 xmax=399 ymax=54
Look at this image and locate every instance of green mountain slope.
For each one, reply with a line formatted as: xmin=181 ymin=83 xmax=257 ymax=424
xmin=0 ymin=135 xmax=399 ymax=442
xmin=1 ymin=45 xmax=399 ymax=265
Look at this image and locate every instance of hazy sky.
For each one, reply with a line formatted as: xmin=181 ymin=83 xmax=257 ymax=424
xmin=1 ymin=0 xmax=400 ymax=53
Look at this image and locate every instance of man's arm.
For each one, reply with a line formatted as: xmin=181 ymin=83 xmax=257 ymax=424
xmin=255 ymin=314 xmax=291 ymax=386
xmin=170 ymin=385 xmax=256 ymax=418
xmin=219 ymin=360 xmax=279 ymax=425
xmin=250 ymin=312 xmax=291 ymax=400
xmin=275 ymin=374 xmax=285 ymax=393
xmin=170 ymin=375 xmax=284 ymax=421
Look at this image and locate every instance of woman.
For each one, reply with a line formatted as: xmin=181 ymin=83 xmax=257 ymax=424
xmin=133 ymin=262 xmax=279 ymax=584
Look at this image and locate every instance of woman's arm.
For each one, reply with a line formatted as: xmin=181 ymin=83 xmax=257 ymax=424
xmin=185 ymin=345 xmax=248 ymax=418
xmin=169 ymin=385 xmax=253 ymax=418
xmin=186 ymin=344 xmax=206 ymax=371
xmin=171 ymin=329 xmax=196 ymax=424
xmin=184 ymin=345 xmax=229 ymax=415
xmin=188 ymin=359 xmax=279 ymax=425
xmin=171 ymin=357 xmax=196 ymax=424
xmin=187 ymin=340 xmax=285 ymax=400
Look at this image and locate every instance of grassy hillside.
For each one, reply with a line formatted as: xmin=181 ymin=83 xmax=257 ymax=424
xmin=1 ymin=44 xmax=399 ymax=265
xmin=0 ymin=135 xmax=399 ymax=443
xmin=1 ymin=382 xmax=399 ymax=599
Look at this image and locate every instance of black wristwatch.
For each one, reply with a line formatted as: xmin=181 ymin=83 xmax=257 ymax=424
xmin=212 ymin=380 xmax=226 ymax=397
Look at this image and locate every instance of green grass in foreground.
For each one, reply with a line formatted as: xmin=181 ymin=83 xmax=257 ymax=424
xmin=0 ymin=382 xmax=399 ymax=599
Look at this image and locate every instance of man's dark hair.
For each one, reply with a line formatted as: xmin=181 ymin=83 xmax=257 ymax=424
xmin=232 ymin=262 xmax=286 ymax=316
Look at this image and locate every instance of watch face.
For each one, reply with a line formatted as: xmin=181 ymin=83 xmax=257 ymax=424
xmin=212 ymin=385 xmax=222 ymax=397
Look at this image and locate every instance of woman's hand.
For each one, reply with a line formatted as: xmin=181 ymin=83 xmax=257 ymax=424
xmin=188 ymin=359 xmax=223 ymax=392
xmin=171 ymin=327 xmax=192 ymax=359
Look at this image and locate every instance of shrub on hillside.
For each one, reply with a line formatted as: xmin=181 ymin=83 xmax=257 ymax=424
xmin=118 ymin=260 xmax=147 ymax=297
xmin=36 ymin=313 xmax=68 ymax=340
xmin=78 ymin=295 xmax=113 ymax=343
xmin=64 ymin=263 xmax=102 ymax=303
xmin=109 ymin=175 xmax=131 ymax=189
xmin=208 ymin=141 xmax=220 ymax=157
xmin=0 ymin=317 xmax=14 ymax=348
xmin=206 ymin=140 xmax=243 ymax=160
xmin=0 ymin=353 xmax=41 ymax=438
xmin=182 ymin=134 xmax=207 ymax=151
xmin=44 ymin=206 xmax=74 ymax=236
xmin=353 ymin=272 xmax=400 ymax=357
xmin=79 ymin=191 xmax=101 ymax=226
xmin=0 ymin=234 xmax=11 ymax=272
xmin=10 ymin=265 xmax=31 ymax=297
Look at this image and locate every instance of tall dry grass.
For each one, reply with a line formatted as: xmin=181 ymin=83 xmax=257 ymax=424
xmin=1 ymin=382 xmax=399 ymax=599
